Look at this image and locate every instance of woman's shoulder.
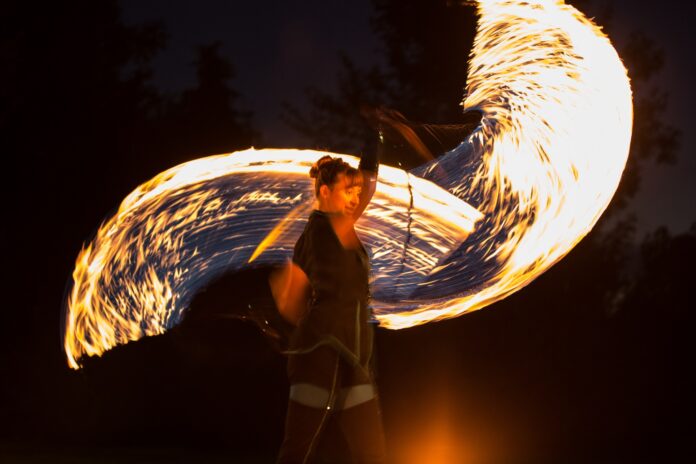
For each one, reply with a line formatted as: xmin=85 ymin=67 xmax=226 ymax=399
xmin=306 ymin=210 xmax=332 ymax=232
xmin=304 ymin=210 xmax=341 ymax=248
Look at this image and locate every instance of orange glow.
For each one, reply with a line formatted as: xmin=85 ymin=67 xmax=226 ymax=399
xmin=390 ymin=386 xmax=485 ymax=464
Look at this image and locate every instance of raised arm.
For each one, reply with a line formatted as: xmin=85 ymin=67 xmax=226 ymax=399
xmin=353 ymin=169 xmax=377 ymax=221
xmin=353 ymin=129 xmax=381 ymax=221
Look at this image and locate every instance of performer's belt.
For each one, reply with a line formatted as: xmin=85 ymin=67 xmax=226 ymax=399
xmin=289 ymin=383 xmax=375 ymax=410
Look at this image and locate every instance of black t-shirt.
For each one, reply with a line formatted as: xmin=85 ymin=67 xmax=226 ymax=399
xmin=288 ymin=210 xmax=373 ymax=370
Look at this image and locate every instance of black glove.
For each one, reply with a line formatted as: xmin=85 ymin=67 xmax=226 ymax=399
xmin=359 ymin=134 xmax=381 ymax=173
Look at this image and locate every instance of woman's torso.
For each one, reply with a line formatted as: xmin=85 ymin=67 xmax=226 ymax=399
xmin=288 ymin=210 xmax=373 ymax=375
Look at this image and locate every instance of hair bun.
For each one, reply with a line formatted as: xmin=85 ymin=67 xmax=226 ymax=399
xmin=310 ymin=155 xmax=335 ymax=178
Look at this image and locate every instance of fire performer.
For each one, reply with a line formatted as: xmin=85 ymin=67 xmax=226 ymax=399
xmin=269 ymin=107 xmax=481 ymax=463
xmin=272 ymin=145 xmax=386 ymax=462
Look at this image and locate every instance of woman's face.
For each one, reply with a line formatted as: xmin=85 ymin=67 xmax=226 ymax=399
xmin=320 ymin=173 xmax=362 ymax=216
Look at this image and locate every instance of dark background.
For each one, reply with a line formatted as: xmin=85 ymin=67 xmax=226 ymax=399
xmin=2 ymin=1 xmax=694 ymax=463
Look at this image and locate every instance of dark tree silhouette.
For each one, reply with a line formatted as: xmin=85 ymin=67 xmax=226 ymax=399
xmin=2 ymin=1 xmax=265 ymax=458
xmin=137 ymin=41 xmax=258 ymax=168
xmin=282 ymin=0 xmax=477 ymax=167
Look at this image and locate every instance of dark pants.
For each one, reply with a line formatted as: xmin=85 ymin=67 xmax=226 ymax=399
xmin=277 ymin=349 xmax=387 ymax=464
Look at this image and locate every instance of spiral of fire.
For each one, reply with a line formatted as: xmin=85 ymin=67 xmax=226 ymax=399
xmin=63 ymin=0 xmax=631 ymax=369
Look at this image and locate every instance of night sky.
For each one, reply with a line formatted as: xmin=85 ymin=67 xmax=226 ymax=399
xmin=120 ymin=0 xmax=695 ymax=236
xmin=3 ymin=1 xmax=695 ymax=463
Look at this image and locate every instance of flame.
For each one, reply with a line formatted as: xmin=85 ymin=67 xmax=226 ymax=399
xmin=63 ymin=0 xmax=631 ymax=368
xmin=387 ymin=0 xmax=632 ymax=327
